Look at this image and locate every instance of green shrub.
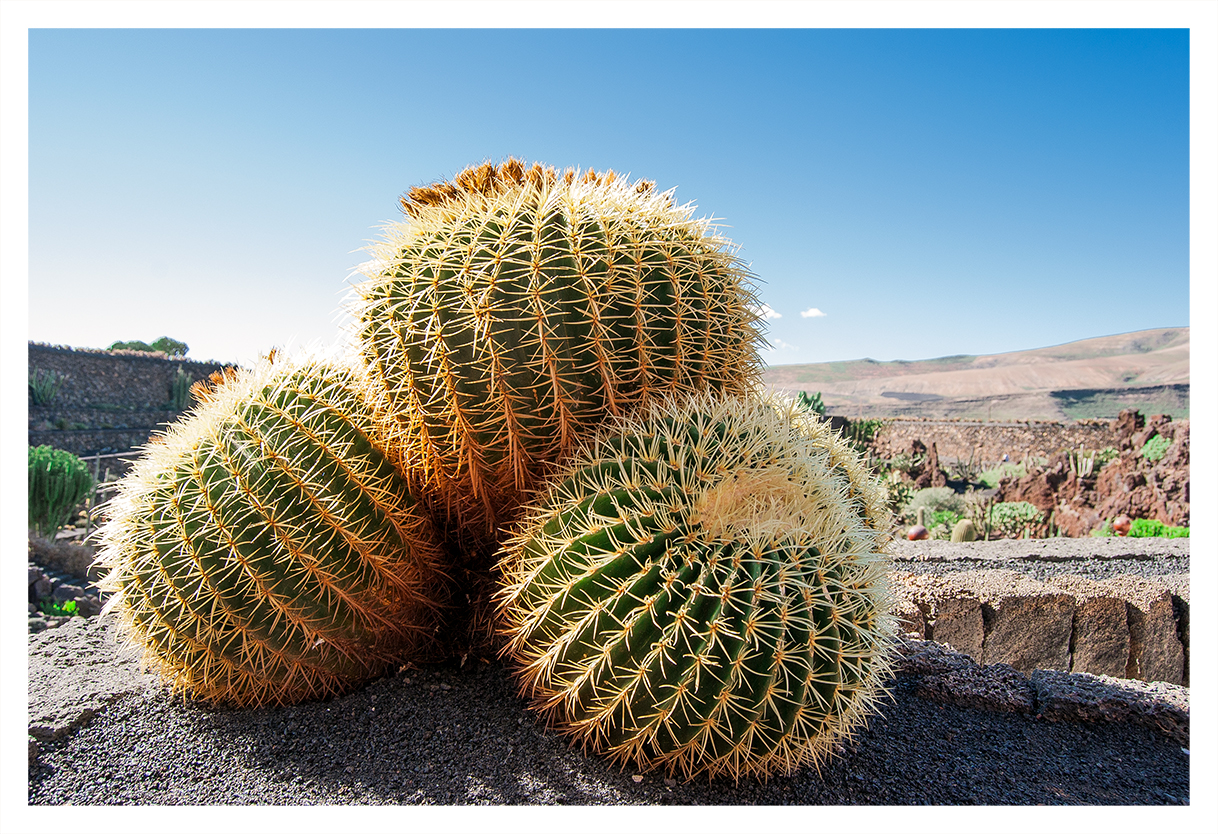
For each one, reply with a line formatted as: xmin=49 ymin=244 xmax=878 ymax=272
xmin=1139 ymin=435 xmax=1172 ymax=463
xmin=28 ymin=369 xmax=66 ymax=406
xmin=28 ymin=445 xmax=94 ymax=537
xmin=986 ymin=501 xmax=1043 ymax=539
xmin=902 ymin=486 xmax=966 ymax=524
xmin=108 ymin=339 xmax=153 ymax=352
xmin=150 ymin=336 xmax=188 ymax=357
xmin=927 ymin=509 xmax=964 ymax=539
xmin=796 ymin=391 xmax=826 ymax=416
xmin=1090 ymin=520 xmax=1115 ymax=537
xmin=978 ymin=462 xmax=1025 ymax=489
xmin=108 ymin=336 xmax=188 ymax=357
xmin=1128 ymin=518 xmax=1189 ymax=538
xmin=39 ymin=599 xmax=81 ymax=618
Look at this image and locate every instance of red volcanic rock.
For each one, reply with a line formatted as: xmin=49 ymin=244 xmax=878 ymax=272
xmin=914 ymin=441 xmax=948 ymax=489
xmin=907 ymin=525 xmax=930 ymax=541
xmin=992 ymin=410 xmax=1189 ymax=537
xmin=1112 ymin=515 xmax=1133 ymax=536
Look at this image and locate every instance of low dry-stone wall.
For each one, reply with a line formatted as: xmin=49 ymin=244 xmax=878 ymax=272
xmin=888 ymin=538 xmax=1189 ymax=687
xmin=871 ymin=418 xmax=1119 ymax=466
xmin=28 ymin=342 xmax=232 ymax=456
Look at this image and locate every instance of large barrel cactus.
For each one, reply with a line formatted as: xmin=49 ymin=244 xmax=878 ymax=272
xmin=94 ymin=353 xmax=447 ymax=707
xmin=349 ymin=158 xmax=765 ymax=538
xmin=495 ymin=394 xmax=895 ymax=781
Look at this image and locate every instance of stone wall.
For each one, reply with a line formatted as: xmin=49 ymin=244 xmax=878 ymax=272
xmin=870 ymin=417 xmax=1120 ymax=467
xmin=28 ymin=342 xmax=233 ymax=455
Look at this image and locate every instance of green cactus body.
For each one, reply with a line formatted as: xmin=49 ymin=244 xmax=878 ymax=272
xmin=951 ymin=518 xmax=979 ymax=542
xmin=350 ymin=159 xmax=764 ymax=538
xmin=95 ymin=354 xmax=447 ymax=707
xmin=28 ymin=445 xmax=94 ymax=537
xmin=496 ymin=394 xmax=895 ymax=781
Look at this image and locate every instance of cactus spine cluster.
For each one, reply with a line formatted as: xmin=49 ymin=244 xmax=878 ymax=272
xmin=350 ymin=158 xmax=765 ymax=537
xmin=496 ymin=394 xmax=895 ymax=781
xmin=95 ymin=354 xmax=447 ymax=707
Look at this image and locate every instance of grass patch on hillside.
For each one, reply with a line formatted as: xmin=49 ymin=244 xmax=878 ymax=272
xmin=1053 ymin=385 xmax=1189 ymax=420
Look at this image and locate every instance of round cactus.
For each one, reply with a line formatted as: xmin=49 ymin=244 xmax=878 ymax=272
xmin=349 ymin=158 xmax=765 ymax=538
xmin=495 ymin=394 xmax=895 ymax=781
xmin=951 ymin=518 xmax=979 ymax=542
xmin=94 ymin=353 xmax=447 ymax=707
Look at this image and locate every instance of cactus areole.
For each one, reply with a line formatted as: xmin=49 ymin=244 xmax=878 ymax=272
xmin=350 ymin=158 xmax=765 ymax=537
xmin=95 ymin=355 xmax=447 ymax=707
xmin=496 ymin=394 xmax=895 ymax=781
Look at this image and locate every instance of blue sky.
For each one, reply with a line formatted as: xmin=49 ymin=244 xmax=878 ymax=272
xmin=20 ymin=25 xmax=1194 ymax=367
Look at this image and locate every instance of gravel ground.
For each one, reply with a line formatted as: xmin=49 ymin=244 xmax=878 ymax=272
xmin=887 ymin=536 xmax=1190 ymax=583
xmin=21 ymin=537 xmax=1205 ymax=830
xmin=27 ymin=657 xmax=1190 ymax=807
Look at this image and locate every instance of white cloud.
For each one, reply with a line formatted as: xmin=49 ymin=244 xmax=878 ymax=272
xmin=800 ymin=307 xmax=827 ymax=318
xmin=767 ymin=338 xmax=798 ymax=352
xmin=752 ymin=303 xmax=782 ymax=320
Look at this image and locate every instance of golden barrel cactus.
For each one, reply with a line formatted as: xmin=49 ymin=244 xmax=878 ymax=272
xmin=495 ymin=393 xmax=896 ymax=781
xmin=349 ymin=158 xmax=765 ymax=539
xmin=94 ymin=353 xmax=447 ymax=707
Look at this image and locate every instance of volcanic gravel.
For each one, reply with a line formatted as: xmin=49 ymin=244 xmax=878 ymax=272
xmin=26 ymin=537 xmax=1193 ymax=808
xmin=28 ymin=643 xmax=1189 ymax=807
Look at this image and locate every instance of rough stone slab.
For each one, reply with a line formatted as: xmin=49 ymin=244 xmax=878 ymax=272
xmin=1046 ymin=575 xmax=1130 ymax=678
xmin=27 ymin=616 xmax=159 ymax=754
xmin=1102 ymin=575 xmax=1185 ymax=685
xmin=896 ymin=640 xmax=1034 ymax=714
xmin=888 ymin=537 xmax=1189 ymax=563
xmin=960 ymin=570 xmax=1075 ymax=674
xmin=892 ymin=573 xmax=984 ymax=660
xmin=897 ymin=639 xmax=1188 ymax=744
xmin=917 ymin=662 xmax=1035 ymax=714
xmin=1030 ymin=668 xmax=1189 ymax=746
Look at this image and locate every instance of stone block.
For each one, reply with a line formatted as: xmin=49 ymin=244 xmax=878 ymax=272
xmin=892 ymin=573 xmax=984 ymax=661
xmin=52 ymin=583 xmax=84 ymax=603
xmin=917 ymin=662 xmax=1035 ymax=714
xmin=1102 ymin=575 xmax=1185 ymax=685
xmin=888 ymin=571 xmax=925 ymax=638
xmin=1046 ymin=575 xmax=1130 ymax=678
xmin=971 ymin=570 xmax=1074 ymax=674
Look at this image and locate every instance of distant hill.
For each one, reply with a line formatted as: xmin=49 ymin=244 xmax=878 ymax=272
xmin=762 ymin=328 xmax=1189 ymax=421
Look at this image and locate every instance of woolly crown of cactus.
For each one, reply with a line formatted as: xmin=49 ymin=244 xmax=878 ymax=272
xmin=349 ymin=158 xmax=765 ymax=539
xmin=94 ymin=351 xmax=447 ymax=707
xmin=495 ymin=392 xmax=895 ymax=781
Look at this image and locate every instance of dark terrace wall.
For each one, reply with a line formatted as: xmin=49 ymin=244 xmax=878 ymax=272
xmin=870 ymin=417 xmax=1121 ymax=468
xmin=28 ymin=342 xmax=235 ymax=456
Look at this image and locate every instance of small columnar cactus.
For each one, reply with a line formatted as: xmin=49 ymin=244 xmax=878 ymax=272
xmin=349 ymin=158 xmax=765 ymax=538
xmin=28 ymin=445 xmax=94 ymax=537
xmin=951 ymin=518 xmax=978 ymax=542
xmin=95 ymin=353 xmax=447 ymax=707
xmin=496 ymin=394 xmax=895 ymax=781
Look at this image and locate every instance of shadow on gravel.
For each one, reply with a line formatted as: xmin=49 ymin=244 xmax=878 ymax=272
xmin=29 ymin=654 xmax=1190 ymax=806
